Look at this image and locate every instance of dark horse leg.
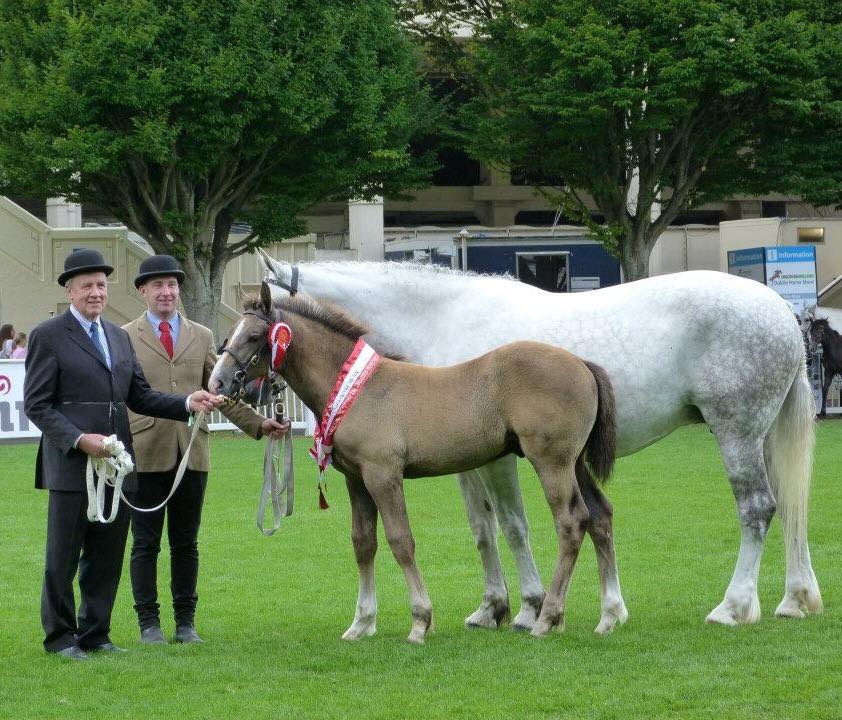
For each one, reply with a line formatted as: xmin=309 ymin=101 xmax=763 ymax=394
xmin=820 ymin=362 xmax=832 ymax=417
xmin=577 ymin=461 xmax=628 ymax=634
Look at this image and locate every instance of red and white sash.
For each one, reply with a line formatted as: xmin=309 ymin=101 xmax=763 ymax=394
xmin=310 ymin=339 xmax=381 ymax=477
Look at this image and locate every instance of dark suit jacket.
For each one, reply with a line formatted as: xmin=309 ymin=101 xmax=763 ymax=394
xmin=24 ymin=309 xmax=191 ymax=492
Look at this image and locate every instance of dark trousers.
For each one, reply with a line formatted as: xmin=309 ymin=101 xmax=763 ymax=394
xmin=42 ymin=488 xmax=130 ymax=652
xmin=129 ymin=467 xmax=207 ymax=629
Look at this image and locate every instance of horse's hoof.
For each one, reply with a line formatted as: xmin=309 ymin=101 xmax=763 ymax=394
xmin=776 ymin=582 xmax=823 ymax=618
xmin=705 ymin=608 xmax=739 ymax=626
xmin=406 ymin=631 xmax=426 ymax=645
xmin=706 ymin=595 xmax=760 ymax=626
xmin=341 ymin=621 xmax=376 ymax=641
xmin=465 ymin=616 xmax=498 ymax=630
xmin=465 ymin=603 xmax=507 ymax=630
xmin=510 ymin=606 xmax=540 ymax=632
xmin=775 ymin=592 xmax=822 ymax=619
xmin=595 ymin=603 xmax=629 ymax=635
xmin=774 ymin=603 xmax=805 ymax=620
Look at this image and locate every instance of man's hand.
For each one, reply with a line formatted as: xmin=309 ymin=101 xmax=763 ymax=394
xmin=188 ymin=390 xmax=224 ymax=413
xmin=261 ymin=418 xmax=290 ymax=439
xmin=78 ymin=433 xmax=111 ymax=458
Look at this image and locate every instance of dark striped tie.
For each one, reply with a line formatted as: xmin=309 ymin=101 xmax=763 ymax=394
xmin=89 ymin=322 xmax=108 ymax=366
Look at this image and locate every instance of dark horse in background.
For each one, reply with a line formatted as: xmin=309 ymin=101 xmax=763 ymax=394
xmin=808 ymin=317 xmax=842 ymax=416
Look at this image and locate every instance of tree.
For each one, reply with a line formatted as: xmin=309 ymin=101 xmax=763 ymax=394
xmin=401 ymin=0 xmax=841 ymax=280
xmin=753 ymin=11 xmax=842 ymax=212
xmin=0 ymin=0 xmax=432 ymax=329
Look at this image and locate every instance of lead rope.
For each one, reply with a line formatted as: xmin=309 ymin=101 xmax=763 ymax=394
xmin=256 ymin=382 xmax=294 ymax=535
xmin=86 ymin=411 xmax=206 ymax=523
xmin=85 ymin=437 xmax=134 ymax=523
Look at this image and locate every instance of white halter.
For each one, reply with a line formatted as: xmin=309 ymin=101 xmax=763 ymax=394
xmin=86 ymin=411 xmax=205 ymax=523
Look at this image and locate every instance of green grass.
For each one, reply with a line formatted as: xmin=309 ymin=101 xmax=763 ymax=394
xmin=1 ymin=424 xmax=840 ymax=719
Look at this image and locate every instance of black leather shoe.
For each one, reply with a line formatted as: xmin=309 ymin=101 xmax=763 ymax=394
xmin=54 ymin=646 xmax=90 ymax=661
xmin=88 ymin=642 xmax=127 ymax=654
xmin=174 ymin=625 xmax=203 ymax=644
xmin=140 ymin=626 xmax=167 ymax=645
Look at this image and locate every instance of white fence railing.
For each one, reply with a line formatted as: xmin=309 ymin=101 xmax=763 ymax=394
xmin=0 ymin=360 xmax=313 ymax=440
xmin=208 ymin=383 xmax=313 ymax=433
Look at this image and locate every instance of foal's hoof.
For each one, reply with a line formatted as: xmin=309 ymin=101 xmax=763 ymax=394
xmin=530 ymin=616 xmax=564 ymax=638
xmin=594 ymin=602 xmax=629 ymax=635
xmin=407 ymin=609 xmax=433 ymax=644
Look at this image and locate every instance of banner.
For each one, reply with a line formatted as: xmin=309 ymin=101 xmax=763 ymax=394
xmin=764 ymin=246 xmax=818 ymax=316
xmin=727 ymin=245 xmax=818 ymax=317
xmin=0 ymin=360 xmax=40 ymax=440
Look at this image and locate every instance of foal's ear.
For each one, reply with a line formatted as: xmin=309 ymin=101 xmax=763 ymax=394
xmin=260 ymin=281 xmax=273 ymax=313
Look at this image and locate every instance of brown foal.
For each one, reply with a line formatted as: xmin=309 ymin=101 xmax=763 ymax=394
xmin=209 ymin=283 xmax=616 ymax=643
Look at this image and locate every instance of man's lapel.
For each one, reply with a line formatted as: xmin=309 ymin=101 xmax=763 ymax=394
xmin=136 ymin=313 xmax=171 ymax=362
xmin=172 ymin=314 xmax=195 ymax=362
xmin=63 ymin=310 xmax=109 ymax=370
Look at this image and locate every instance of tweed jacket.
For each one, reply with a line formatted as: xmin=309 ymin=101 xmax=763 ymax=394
xmin=24 ymin=310 xmax=190 ymax=492
xmin=123 ymin=312 xmax=264 ymax=472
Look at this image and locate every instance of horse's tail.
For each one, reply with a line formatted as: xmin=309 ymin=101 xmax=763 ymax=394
xmin=764 ymin=354 xmax=822 ymax=614
xmin=583 ymin=361 xmax=616 ymax=482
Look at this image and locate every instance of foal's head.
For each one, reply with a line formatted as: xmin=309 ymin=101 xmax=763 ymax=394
xmin=208 ymin=281 xmax=374 ymax=397
xmin=208 ymin=282 xmax=278 ymax=397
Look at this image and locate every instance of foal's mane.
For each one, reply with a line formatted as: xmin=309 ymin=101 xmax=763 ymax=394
xmin=242 ymin=293 xmax=403 ymax=360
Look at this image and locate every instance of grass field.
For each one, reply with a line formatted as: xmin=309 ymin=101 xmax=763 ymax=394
xmin=1 ymin=423 xmax=840 ymax=719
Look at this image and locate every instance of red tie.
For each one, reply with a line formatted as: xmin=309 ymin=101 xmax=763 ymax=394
xmin=159 ymin=321 xmax=174 ymax=359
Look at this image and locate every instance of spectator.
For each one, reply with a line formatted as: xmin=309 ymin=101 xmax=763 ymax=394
xmin=0 ymin=324 xmax=14 ymax=358
xmin=11 ymin=332 xmax=28 ymax=359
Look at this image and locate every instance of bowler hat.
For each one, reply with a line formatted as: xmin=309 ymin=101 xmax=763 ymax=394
xmin=134 ymin=254 xmax=186 ymax=289
xmin=57 ymin=248 xmax=114 ymax=287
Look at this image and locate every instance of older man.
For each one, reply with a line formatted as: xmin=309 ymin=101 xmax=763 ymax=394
xmin=124 ymin=254 xmax=286 ymax=645
xmin=24 ymin=249 xmax=221 ymax=661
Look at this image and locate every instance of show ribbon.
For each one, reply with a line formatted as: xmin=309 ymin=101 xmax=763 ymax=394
xmin=269 ymin=322 xmax=292 ymax=372
xmin=310 ymin=339 xmax=381 ymax=507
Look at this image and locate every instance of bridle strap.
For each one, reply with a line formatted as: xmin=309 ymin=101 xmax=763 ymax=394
xmin=257 ymin=381 xmax=294 ymax=535
xmin=221 ymin=309 xmax=274 ymax=395
xmin=265 ymin=265 xmax=299 ymax=296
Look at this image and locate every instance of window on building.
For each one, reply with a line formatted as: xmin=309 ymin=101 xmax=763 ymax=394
xmin=761 ymin=201 xmax=787 ymax=218
xmin=516 ymin=252 xmax=570 ymax=293
xmin=670 ymin=209 xmax=733 ymax=225
xmin=510 ymin=168 xmax=567 ymax=187
xmin=384 ymin=210 xmax=480 ymax=227
xmin=515 ymin=210 xmax=606 ymax=226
